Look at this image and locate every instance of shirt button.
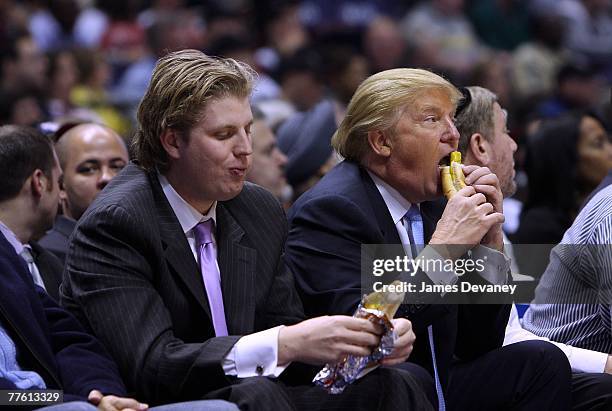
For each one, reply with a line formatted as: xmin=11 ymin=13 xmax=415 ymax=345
xmin=256 ymin=365 xmax=264 ymax=375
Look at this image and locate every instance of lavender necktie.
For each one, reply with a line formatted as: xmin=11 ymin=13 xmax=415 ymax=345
xmin=193 ymin=220 xmax=228 ymax=337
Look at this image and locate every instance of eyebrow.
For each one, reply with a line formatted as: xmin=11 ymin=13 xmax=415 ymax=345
xmin=79 ymin=157 xmax=127 ymax=165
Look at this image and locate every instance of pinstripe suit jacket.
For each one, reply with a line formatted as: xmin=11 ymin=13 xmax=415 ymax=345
xmin=61 ymin=163 xmax=305 ymax=404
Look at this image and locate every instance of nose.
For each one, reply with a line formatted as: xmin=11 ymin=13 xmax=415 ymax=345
xmin=275 ymin=148 xmax=288 ymax=167
xmin=511 ymin=136 xmax=518 ymax=153
xmin=605 ymin=139 xmax=612 ymax=162
xmin=235 ymin=129 xmax=253 ymax=157
xmin=442 ymin=117 xmax=460 ymax=148
xmin=97 ymin=166 xmax=114 ymax=189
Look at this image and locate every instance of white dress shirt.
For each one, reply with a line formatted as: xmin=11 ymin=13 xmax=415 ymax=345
xmin=158 ymin=174 xmax=287 ymax=378
xmin=504 ymin=304 xmax=607 ymax=373
xmin=368 ymin=171 xmax=510 ymax=287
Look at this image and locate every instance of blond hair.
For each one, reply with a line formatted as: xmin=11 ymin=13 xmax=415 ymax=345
xmin=133 ymin=49 xmax=256 ymax=171
xmin=332 ymin=68 xmax=460 ymax=163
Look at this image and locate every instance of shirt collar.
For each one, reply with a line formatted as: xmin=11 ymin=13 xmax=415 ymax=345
xmin=0 ymin=220 xmax=25 ymax=255
xmin=158 ymin=172 xmax=217 ymax=235
xmin=367 ymin=170 xmax=415 ymax=225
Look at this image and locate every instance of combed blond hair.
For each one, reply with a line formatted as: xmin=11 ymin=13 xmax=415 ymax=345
xmin=332 ymin=68 xmax=461 ymax=163
xmin=455 ymin=86 xmax=497 ymax=156
xmin=133 ymin=49 xmax=256 ymax=171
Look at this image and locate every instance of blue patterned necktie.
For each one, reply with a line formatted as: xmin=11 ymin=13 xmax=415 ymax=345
xmin=403 ymin=204 xmax=446 ymax=411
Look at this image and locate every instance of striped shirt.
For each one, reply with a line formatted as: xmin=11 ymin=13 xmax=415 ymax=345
xmin=522 ymin=184 xmax=612 ymax=353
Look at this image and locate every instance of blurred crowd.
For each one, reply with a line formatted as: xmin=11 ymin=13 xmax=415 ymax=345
xmin=1 ymin=0 xmax=611 ymax=237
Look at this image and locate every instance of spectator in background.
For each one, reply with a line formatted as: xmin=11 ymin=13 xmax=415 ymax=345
xmin=0 ymin=32 xmax=48 ymax=95
xmin=537 ymin=63 xmax=604 ymax=118
xmin=39 ymin=122 xmax=128 ymax=264
xmin=98 ymin=0 xmax=147 ymax=75
xmin=71 ymin=49 xmax=131 ymax=135
xmin=277 ymin=100 xmax=339 ymax=202
xmin=46 ymin=48 xmax=85 ymax=121
xmin=321 ymin=42 xmax=370 ymax=116
xmin=559 ymin=0 xmax=612 ymax=76
xmin=468 ymin=0 xmax=531 ymax=51
xmin=512 ymin=13 xmax=568 ymax=102
xmin=0 ymin=123 xmax=238 ymax=410
xmin=245 ymin=106 xmax=292 ymax=206
xmin=137 ymin=0 xmax=188 ymax=28
xmin=260 ymin=1 xmax=310 ymax=61
xmin=521 ymin=177 xmax=612 ymax=411
xmin=513 ymin=112 xmax=612 ymax=276
xmin=28 ymin=0 xmax=108 ymax=52
xmin=454 ymin=85 xmax=612 ymax=411
xmin=207 ymin=34 xmax=282 ymax=103
xmin=0 ymin=86 xmax=45 ymax=127
xmin=400 ymin=0 xmax=486 ymax=81
xmin=277 ymin=47 xmax=325 ymax=112
xmin=0 ymin=125 xmax=63 ymax=300
xmin=111 ymin=11 xmax=191 ymax=119
xmin=363 ymin=16 xmax=408 ymax=72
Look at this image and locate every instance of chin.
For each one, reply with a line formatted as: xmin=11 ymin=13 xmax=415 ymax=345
xmin=220 ymin=184 xmax=244 ymax=201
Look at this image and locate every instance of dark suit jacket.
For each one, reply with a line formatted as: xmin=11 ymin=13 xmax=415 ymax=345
xmin=61 ymin=163 xmax=305 ymax=404
xmin=29 ymin=240 xmax=63 ymax=301
xmin=0 ymin=231 xmax=125 ymax=407
xmin=39 ymin=215 xmax=76 ymax=264
xmin=286 ymin=160 xmax=510 ymax=391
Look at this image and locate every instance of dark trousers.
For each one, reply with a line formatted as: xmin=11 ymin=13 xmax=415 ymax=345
xmin=447 ymin=340 xmax=572 ymax=411
xmin=572 ymin=372 xmax=612 ymax=411
xmin=205 ymin=365 xmax=434 ymax=411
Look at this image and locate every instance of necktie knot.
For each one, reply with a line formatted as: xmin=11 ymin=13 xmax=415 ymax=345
xmin=20 ymin=247 xmax=34 ymax=264
xmin=194 ymin=220 xmax=214 ymax=247
xmin=404 ymin=204 xmax=422 ymax=223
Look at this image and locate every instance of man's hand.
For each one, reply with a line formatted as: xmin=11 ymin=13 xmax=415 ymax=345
xmin=381 ymin=318 xmax=415 ymax=366
xmin=463 ymin=165 xmax=504 ymax=251
xmin=430 ymin=184 xmax=504 ymax=258
xmin=277 ymin=316 xmax=383 ymax=365
xmin=88 ymin=390 xmax=148 ymax=411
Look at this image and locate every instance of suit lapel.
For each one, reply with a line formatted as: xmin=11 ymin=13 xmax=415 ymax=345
xmin=421 ymin=199 xmax=446 ymax=243
xmin=29 ymin=242 xmax=62 ymax=300
xmin=360 ymin=167 xmax=402 ymax=244
xmin=0 ymin=238 xmax=62 ymax=387
xmin=216 ymin=203 xmax=256 ymax=335
xmin=149 ymin=173 xmax=213 ymax=321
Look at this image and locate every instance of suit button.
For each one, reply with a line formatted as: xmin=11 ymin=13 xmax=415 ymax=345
xmin=256 ymin=365 xmax=264 ymax=375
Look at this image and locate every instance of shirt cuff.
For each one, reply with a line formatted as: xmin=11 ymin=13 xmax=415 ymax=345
xmin=563 ymin=345 xmax=608 ymax=373
xmin=470 ymin=245 xmax=510 ymax=285
xmin=418 ymin=246 xmax=458 ymax=286
xmin=222 ymin=326 xmax=289 ymax=378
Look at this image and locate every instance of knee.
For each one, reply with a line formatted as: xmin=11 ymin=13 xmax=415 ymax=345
xmin=509 ymin=340 xmax=571 ymax=377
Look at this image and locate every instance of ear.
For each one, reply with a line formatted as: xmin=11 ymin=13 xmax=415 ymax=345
xmin=29 ymin=169 xmax=45 ymax=198
xmin=367 ymin=130 xmax=392 ymax=158
xmin=467 ymin=133 xmax=492 ymax=166
xmin=59 ymin=174 xmax=67 ymax=201
xmin=159 ymin=128 xmax=183 ymax=160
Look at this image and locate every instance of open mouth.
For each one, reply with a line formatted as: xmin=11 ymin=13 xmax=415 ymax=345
xmin=438 ymin=154 xmax=451 ymax=167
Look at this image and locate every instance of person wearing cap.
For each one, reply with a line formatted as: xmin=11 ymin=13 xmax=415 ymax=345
xmin=277 ymin=99 xmax=339 ymax=201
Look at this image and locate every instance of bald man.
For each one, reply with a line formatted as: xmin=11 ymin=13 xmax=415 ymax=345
xmin=39 ymin=123 xmax=128 ymax=263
